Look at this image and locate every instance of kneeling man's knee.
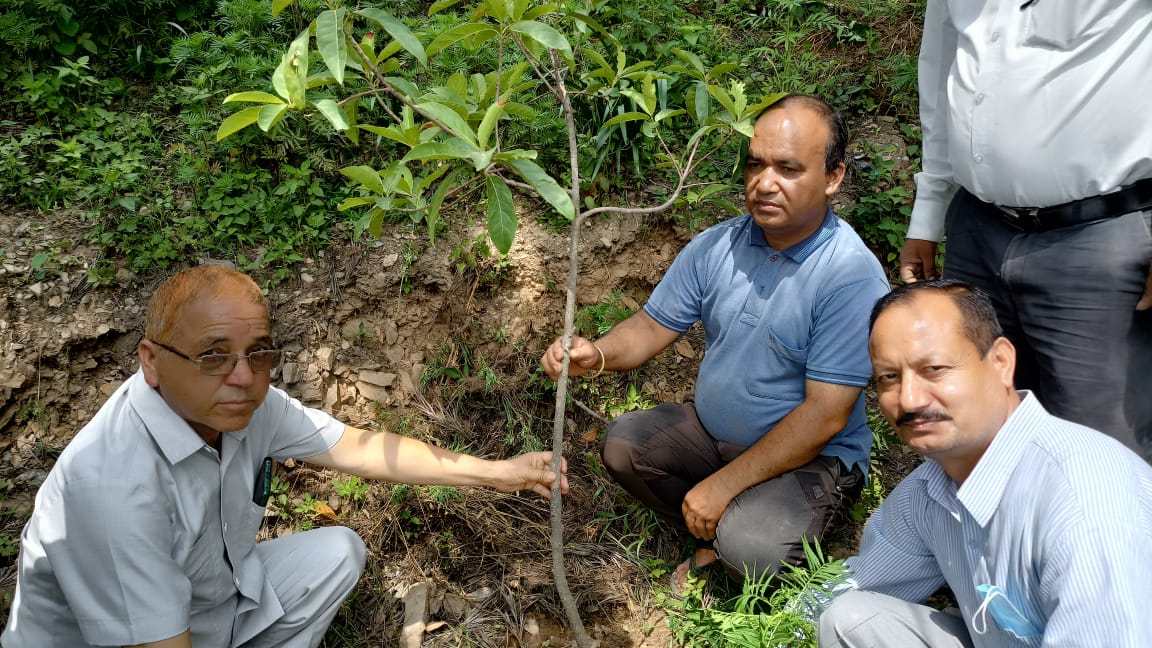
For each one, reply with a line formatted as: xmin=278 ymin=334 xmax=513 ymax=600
xmin=324 ymin=526 xmax=367 ymax=589
xmin=714 ymin=511 xmax=788 ymax=581
xmin=601 ymin=424 xmax=640 ymax=481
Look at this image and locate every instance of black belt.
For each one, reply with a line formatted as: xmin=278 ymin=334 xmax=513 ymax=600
xmin=979 ymin=177 xmax=1152 ymax=232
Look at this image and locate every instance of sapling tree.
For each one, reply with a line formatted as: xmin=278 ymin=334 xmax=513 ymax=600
xmin=217 ymin=1 xmax=777 ymax=643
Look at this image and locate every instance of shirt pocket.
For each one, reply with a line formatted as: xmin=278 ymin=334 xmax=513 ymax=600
xmin=1020 ymin=2 xmax=1116 ymax=50
xmin=745 ymin=325 xmax=808 ymax=400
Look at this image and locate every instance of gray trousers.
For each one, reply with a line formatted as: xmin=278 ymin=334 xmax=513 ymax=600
xmin=819 ymin=590 xmax=972 ymax=648
xmin=234 ymin=526 xmax=366 ymax=648
xmin=601 ymin=403 xmax=862 ymax=580
xmin=944 ymin=189 xmax=1152 ymax=461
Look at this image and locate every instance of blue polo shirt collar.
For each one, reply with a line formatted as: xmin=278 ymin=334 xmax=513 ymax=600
xmin=745 ymin=209 xmax=838 ymax=263
xmin=956 ymin=391 xmax=1045 ymax=527
xmin=127 ymin=370 xmax=243 ymax=465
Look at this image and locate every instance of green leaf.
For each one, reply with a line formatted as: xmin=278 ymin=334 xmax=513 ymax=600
xmin=313 ymin=99 xmax=348 ymax=130
xmin=272 ymin=0 xmax=294 ymax=16
xmin=341 ymin=165 xmax=385 ymax=194
xmin=273 ymin=30 xmax=310 ymax=107
xmin=708 ymin=61 xmax=738 ymax=79
xmin=692 ymin=82 xmax=710 ymax=124
xmin=426 ymin=168 xmax=470 ymax=242
xmin=654 ymin=108 xmax=685 ymax=122
xmin=731 ymin=118 xmax=755 ymax=138
xmin=382 ymin=76 xmax=419 ymax=98
xmin=427 ymin=22 xmax=497 ymax=56
xmin=492 ymin=149 xmax=538 ymax=161
xmin=257 ymin=104 xmax=290 ymax=131
xmin=510 ymin=0 xmax=532 ymax=20
xmin=506 ymin=159 xmax=573 ymax=220
xmin=485 ymin=176 xmax=517 ymax=255
xmin=359 ymin=124 xmax=416 ymax=146
xmin=402 ymin=139 xmax=477 ymax=162
xmin=315 ymin=8 xmax=348 ymax=86
xmin=338 ymin=196 xmax=375 ymax=211
xmin=483 ymin=0 xmax=508 ymax=19
xmin=428 ymin=0 xmax=465 ymax=15
xmin=216 ymin=107 xmax=262 ymax=141
xmin=582 ymin=47 xmax=611 ymax=74
xmin=357 ymin=8 xmax=427 ymax=66
xmin=223 ymin=91 xmax=285 ymax=105
xmin=509 ymin=20 xmax=571 ymax=57
xmin=619 ymin=89 xmax=652 ymax=116
xmin=600 ymin=111 xmax=649 ymax=130
xmin=707 ymin=83 xmax=737 ymax=116
xmin=672 ymin=48 xmax=704 ymax=75
xmin=415 ymin=101 xmax=477 ymax=146
xmin=476 ymin=100 xmax=505 ymax=149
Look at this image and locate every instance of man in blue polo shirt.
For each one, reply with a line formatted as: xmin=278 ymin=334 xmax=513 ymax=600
xmin=542 ymin=94 xmax=890 ymax=582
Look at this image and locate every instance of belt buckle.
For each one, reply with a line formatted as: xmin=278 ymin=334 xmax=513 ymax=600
xmin=998 ymin=205 xmax=1042 ymax=230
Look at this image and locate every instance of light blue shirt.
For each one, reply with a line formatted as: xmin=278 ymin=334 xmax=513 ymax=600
xmin=2 ymin=371 xmax=346 ymax=647
xmin=846 ymin=393 xmax=1152 ymax=646
xmin=644 ymin=211 xmax=890 ymax=470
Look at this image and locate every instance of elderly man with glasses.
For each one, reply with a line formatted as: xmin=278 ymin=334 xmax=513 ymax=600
xmin=2 ymin=265 xmax=567 ymax=648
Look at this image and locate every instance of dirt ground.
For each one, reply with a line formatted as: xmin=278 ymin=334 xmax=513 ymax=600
xmin=0 ymin=118 xmax=919 ymax=647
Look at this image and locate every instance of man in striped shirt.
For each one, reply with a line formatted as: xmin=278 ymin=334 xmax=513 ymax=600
xmin=819 ymin=280 xmax=1152 ymax=647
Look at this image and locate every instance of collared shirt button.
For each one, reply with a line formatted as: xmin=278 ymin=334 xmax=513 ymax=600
xmin=990 ymin=30 xmax=1000 ymax=43
xmin=974 ymin=153 xmax=984 ymax=163
xmin=223 ymin=522 xmax=228 ymax=532
xmin=975 ymin=92 xmax=986 ymax=105
xmin=769 ymin=254 xmax=779 ymax=262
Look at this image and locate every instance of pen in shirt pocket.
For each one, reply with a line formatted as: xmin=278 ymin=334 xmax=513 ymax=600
xmin=253 ymin=456 xmax=273 ymax=507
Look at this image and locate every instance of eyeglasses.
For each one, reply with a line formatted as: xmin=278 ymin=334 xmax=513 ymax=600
xmin=148 ymin=339 xmax=282 ymax=376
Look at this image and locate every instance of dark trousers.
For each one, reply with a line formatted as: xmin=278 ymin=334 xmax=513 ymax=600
xmin=944 ymin=189 xmax=1152 ymax=461
xmin=601 ymin=402 xmax=863 ymax=580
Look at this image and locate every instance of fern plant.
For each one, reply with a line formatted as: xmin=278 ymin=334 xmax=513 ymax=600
xmin=669 ymin=539 xmax=849 ymax=648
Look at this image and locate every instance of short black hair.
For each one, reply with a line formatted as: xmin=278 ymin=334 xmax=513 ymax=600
xmin=869 ymin=279 xmax=1004 ymax=356
xmin=755 ymin=94 xmax=848 ymax=174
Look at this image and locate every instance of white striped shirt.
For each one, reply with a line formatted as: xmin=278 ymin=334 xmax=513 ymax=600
xmin=846 ymin=393 xmax=1152 ymax=646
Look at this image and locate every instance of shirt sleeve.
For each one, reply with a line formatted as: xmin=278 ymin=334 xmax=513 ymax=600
xmin=846 ymin=472 xmax=946 ymax=603
xmin=643 ymin=232 xmax=711 ymax=333
xmin=805 ymin=276 xmax=890 ymax=387
xmin=1036 ymin=474 xmax=1152 ymax=646
xmin=260 ymin=386 xmax=346 ymax=460
xmin=38 ymin=478 xmax=192 ymax=646
xmin=908 ymin=0 xmax=960 ymax=242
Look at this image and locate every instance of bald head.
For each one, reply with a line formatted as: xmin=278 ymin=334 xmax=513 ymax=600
xmin=145 ymin=266 xmax=267 ymax=342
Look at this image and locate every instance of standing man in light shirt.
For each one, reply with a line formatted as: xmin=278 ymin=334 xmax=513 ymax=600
xmin=898 ymin=1 xmax=1152 ymax=460
xmin=819 ymin=280 xmax=1152 ymax=647
xmin=2 ymin=265 xmax=566 ymax=648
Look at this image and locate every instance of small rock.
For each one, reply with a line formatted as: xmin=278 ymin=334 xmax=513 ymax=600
xmin=281 ymin=362 xmax=302 ymax=384
xmin=356 ymin=381 xmax=388 ymax=403
xmin=28 ymin=283 xmax=44 ymax=296
xmin=381 ymin=253 xmax=400 ymax=267
xmin=358 ymin=371 xmax=396 ymax=388
xmin=98 ymin=381 xmax=121 ymax=397
xmin=324 ymin=383 xmax=339 ymax=408
xmin=524 ymin=617 xmax=539 ymax=636
xmin=464 ymin=586 xmax=493 ymax=602
xmin=301 ymin=273 xmax=315 ymax=284
xmin=47 ymin=296 xmax=63 ymax=308
xmin=316 ymin=346 xmax=334 ymax=370
xmin=383 ymin=319 xmax=399 ymax=346
xmin=300 ymin=381 xmax=323 ymax=403
xmin=115 ymin=268 xmax=135 ymax=283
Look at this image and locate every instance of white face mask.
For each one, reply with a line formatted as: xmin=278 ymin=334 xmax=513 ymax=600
xmin=971 ymin=584 xmax=1043 ymax=639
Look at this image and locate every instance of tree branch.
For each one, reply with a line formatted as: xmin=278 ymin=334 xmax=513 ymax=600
xmin=578 ymin=135 xmax=704 ymax=220
xmin=546 ymin=47 xmax=596 ymax=648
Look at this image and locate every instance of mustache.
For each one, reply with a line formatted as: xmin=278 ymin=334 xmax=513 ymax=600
xmin=896 ymin=410 xmax=952 ymax=426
